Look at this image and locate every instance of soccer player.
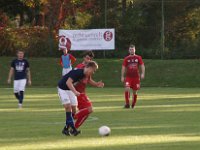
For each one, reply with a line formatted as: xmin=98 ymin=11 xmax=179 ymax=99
xmin=7 ymin=50 xmax=31 ymax=108
xmin=60 ymin=47 xmax=76 ymax=76
xmin=57 ymin=61 xmax=98 ymax=136
xmin=74 ymin=51 xmax=104 ymax=129
xmin=121 ymin=44 xmax=145 ymax=109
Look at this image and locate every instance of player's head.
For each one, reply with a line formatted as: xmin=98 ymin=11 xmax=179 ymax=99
xmin=62 ymin=48 xmax=68 ymax=55
xmin=84 ymin=61 xmax=98 ymax=76
xmin=16 ymin=50 xmax=25 ymax=60
xmin=83 ymin=51 xmax=94 ymax=63
xmin=129 ymin=44 xmax=136 ymax=55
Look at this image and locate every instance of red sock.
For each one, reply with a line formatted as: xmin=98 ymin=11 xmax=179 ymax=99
xmin=74 ymin=108 xmax=90 ymax=128
xmin=75 ymin=108 xmax=90 ymax=119
xmin=125 ymin=91 xmax=130 ymax=105
xmin=75 ymin=115 xmax=89 ymax=129
xmin=132 ymin=94 xmax=137 ymax=108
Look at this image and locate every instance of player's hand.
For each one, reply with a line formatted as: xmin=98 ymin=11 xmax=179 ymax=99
xmin=97 ymin=81 xmax=104 ymax=88
xmin=121 ymin=77 xmax=124 ymax=83
xmin=74 ymin=91 xmax=80 ymax=96
xmin=28 ymin=80 xmax=32 ymax=86
xmin=141 ymin=74 xmax=145 ymax=80
xmin=7 ymin=79 xmax=11 ymax=84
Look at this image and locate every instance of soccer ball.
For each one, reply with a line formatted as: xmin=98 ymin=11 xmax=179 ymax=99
xmin=98 ymin=126 xmax=111 ymax=136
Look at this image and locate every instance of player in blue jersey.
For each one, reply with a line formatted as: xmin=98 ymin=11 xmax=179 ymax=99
xmin=7 ymin=50 xmax=31 ymax=108
xmin=57 ymin=61 xmax=98 ymax=136
xmin=60 ymin=47 xmax=76 ymax=76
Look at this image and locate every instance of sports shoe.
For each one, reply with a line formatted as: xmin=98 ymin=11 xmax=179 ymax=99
xmin=70 ymin=129 xmax=81 ymax=136
xmin=62 ymin=127 xmax=71 ymax=136
xmin=131 ymin=105 xmax=135 ymax=109
xmin=124 ymin=104 xmax=130 ymax=108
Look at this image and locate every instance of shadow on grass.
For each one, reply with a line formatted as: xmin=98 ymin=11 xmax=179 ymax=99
xmin=1 ymin=134 xmax=200 ymax=150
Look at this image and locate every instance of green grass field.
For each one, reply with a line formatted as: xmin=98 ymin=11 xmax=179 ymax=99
xmin=0 ymin=87 xmax=200 ymax=150
xmin=1 ymin=57 xmax=200 ymax=88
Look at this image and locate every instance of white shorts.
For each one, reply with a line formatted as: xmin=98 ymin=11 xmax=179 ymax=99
xmin=14 ymin=79 xmax=27 ymax=93
xmin=57 ymin=87 xmax=77 ymax=106
xmin=62 ymin=68 xmax=72 ymax=76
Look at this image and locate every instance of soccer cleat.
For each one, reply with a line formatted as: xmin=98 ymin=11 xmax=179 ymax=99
xmin=62 ymin=127 xmax=71 ymax=136
xmin=124 ymin=104 xmax=130 ymax=108
xmin=70 ymin=129 xmax=81 ymax=136
xmin=131 ymin=105 xmax=135 ymax=109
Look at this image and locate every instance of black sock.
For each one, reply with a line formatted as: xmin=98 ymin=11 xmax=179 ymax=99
xmin=66 ymin=112 xmax=76 ymax=131
xmin=14 ymin=93 xmax=20 ymax=100
xmin=19 ymin=91 xmax=24 ymax=104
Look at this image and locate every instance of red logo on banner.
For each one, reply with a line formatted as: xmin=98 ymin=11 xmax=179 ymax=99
xmin=103 ymin=31 xmax=113 ymax=41
xmin=59 ymin=35 xmax=71 ymax=50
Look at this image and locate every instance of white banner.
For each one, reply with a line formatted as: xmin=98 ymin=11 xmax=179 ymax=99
xmin=58 ymin=29 xmax=115 ymax=50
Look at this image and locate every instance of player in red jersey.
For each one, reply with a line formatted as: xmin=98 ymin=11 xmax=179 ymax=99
xmin=121 ymin=44 xmax=145 ymax=109
xmin=74 ymin=51 xmax=104 ymax=129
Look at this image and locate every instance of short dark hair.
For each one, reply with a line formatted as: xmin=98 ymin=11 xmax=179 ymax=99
xmin=129 ymin=44 xmax=135 ymax=48
xmin=16 ymin=50 xmax=25 ymax=53
xmin=82 ymin=51 xmax=94 ymax=58
xmin=85 ymin=61 xmax=98 ymax=69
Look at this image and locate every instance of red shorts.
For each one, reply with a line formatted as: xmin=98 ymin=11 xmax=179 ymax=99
xmin=124 ymin=77 xmax=140 ymax=90
xmin=77 ymin=93 xmax=92 ymax=110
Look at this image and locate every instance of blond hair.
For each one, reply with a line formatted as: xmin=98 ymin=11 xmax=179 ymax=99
xmin=85 ymin=61 xmax=98 ymax=70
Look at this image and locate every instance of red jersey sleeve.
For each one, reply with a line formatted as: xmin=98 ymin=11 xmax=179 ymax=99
xmin=122 ymin=57 xmax=128 ymax=67
xmin=69 ymin=54 xmax=76 ymax=65
xmin=60 ymin=56 xmax=63 ymax=66
xmin=138 ymin=56 xmax=144 ymax=65
xmin=76 ymin=63 xmax=85 ymax=69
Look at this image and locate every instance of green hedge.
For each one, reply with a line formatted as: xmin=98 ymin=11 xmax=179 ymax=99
xmin=1 ymin=57 xmax=200 ymax=88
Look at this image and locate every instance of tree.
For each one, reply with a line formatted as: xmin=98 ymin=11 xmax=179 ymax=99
xmin=0 ymin=0 xmax=30 ymax=26
xmin=0 ymin=11 xmax=8 ymax=29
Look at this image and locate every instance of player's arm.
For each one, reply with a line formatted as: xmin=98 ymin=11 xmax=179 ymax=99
xmin=69 ymin=54 xmax=76 ymax=65
xmin=60 ymin=57 xmax=63 ymax=67
xmin=88 ymin=78 xmax=104 ymax=88
xmin=7 ymin=67 xmax=14 ymax=84
xmin=26 ymin=68 xmax=32 ymax=85
xmin=121 ymin=65 xmax=126 ymax=83
xmin=66 ymin=78 xmax=80 ymax=96
xmin=140 ymin=64 xmax=145 ymax=79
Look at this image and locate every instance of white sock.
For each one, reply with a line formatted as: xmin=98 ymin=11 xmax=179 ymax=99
xmin=18 ymin=103 xmax=22 ymax=108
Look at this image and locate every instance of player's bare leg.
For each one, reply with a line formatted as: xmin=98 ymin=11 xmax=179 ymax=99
xmin=71 ymin=105 xmax=76 ymax=118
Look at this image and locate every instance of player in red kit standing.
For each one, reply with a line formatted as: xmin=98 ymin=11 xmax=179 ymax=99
xmin=121 ymin=44 xmax=145 ymax=109
xmin=74 ymin=51 xmax=104 ymax=129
